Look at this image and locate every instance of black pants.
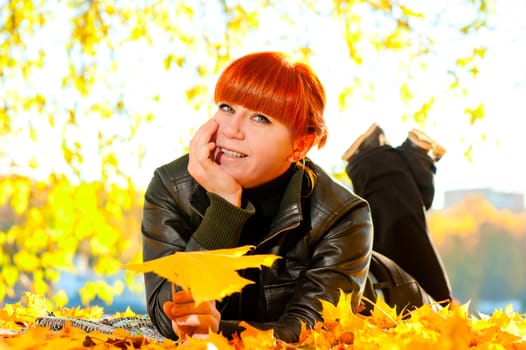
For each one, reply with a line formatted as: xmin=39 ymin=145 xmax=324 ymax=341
xmin=346 ymin=141 xmax=453 ymax=303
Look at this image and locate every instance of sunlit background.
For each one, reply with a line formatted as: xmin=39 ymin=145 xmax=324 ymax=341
xmin=1 ymin=0 xmax=525 ymax=315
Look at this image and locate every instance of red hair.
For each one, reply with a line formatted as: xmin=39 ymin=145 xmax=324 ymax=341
xmin=214 ymin=52 xmax=327 ymax=149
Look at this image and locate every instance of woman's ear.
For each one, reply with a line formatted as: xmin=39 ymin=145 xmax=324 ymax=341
xmin=289 ymin=134 xmax=315 ymax=162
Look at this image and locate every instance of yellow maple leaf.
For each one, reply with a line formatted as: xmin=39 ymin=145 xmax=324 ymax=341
xmin=370 ymin=294 xmax=400 ymax=329
xmin=123 ymin=245 xmax=280 ymax=305
xmin=320 ymin=289 xmax=357 ymax=327
xmin=1 ymin=292 xmax=48 ymax=327
xmin=113 ymin=306 xmax=139 ymax=319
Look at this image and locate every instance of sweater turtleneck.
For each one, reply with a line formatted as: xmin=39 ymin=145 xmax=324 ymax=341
xmin=240 ymin=164 xmax=297 ymax=246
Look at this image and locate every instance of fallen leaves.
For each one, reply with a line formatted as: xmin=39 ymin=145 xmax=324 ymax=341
xmin=2 ymin=291 xmax=526 ymax=349
xmin=2 ymin=246 xmax=526 ymax=349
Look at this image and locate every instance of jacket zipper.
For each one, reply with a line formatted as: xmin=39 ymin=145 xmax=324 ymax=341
xmin=237 ymin=220 xmax=301 ymax=320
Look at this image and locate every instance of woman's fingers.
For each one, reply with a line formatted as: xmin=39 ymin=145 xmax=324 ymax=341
xmin=166 ymin=299 xmax=218 ymax=318
xmin=163 ymin=301 xmax=175 ymax=319
xmin=172 ymin=289 xmax=193 ymax=303
xmin=163 ymin=296 xmax=220 ymax=339
xmin=174 ymin=313 xmax=220 ymax=334
xmin=189 ymin=119 xmax=218 ymax=166
xmin=164 ymin=293 xmax=220 ymax=317
xmin=187 ymin=119 xmax=243 ymax=206
xmin=188 ymin=120 xmax=223 ymax=186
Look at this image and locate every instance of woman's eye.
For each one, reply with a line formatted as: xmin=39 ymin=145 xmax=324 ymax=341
xmin=219 ymin=103 xmax=233 ymax=113
xmin=253 ymin=114 xmax=270 ymax=124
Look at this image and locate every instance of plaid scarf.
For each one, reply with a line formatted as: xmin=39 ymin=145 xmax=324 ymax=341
xmin=35 ymin=314 xmax=166 ymax=342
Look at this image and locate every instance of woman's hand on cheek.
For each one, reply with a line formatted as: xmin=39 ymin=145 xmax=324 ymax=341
xmin=188 ymin=119 xmax=242 ymax=206
xmin=163 ymin=290 xmax=221 ymax=340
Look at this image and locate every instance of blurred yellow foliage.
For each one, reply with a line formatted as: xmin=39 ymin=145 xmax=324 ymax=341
xmin=429 ymin=194 xmax=526 ymax=245
xmin=0 ymin=174 xmax=142 ymax=306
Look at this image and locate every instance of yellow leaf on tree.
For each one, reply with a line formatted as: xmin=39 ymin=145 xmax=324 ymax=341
xmin=13 ymin=250 xmax=39 ymax=271
xmin=1 ymin=265 xmax=18 ymax=287
xmin=123 ymin=245 xmax=280 ymax=305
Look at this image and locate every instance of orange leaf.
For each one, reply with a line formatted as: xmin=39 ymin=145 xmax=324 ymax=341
xmin=123 ymin=246 xmax=280 ymax=305
xmin=238 ymin=321 xmax=277 ymax=348
xmin=184 ymin=330 xmax=235 ymax=349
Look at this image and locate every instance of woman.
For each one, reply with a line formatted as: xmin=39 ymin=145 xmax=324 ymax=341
xmin=141 ymin=52 xmax=373 ymax=343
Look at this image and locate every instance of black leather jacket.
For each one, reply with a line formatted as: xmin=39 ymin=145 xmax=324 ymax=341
xmin=142 ymin=155 xmax=373 ymax=343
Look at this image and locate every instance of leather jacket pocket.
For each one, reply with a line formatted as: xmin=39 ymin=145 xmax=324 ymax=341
xmin=263 ymin=280 xmax=297 ymax=315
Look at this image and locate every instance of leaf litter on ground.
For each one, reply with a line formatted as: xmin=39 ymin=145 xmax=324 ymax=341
xmin=1 ymin=246 xmax=526 ymax=349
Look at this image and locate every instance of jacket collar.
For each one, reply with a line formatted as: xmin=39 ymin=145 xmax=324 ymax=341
xmin=268 ymin=165 xmax=304 ymax=234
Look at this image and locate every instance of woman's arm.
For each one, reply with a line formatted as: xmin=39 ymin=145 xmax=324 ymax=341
xmin=141 ymin=163 xmax=254 ymax=339
xmin=255 ymin=203 xmax=373 ymax=343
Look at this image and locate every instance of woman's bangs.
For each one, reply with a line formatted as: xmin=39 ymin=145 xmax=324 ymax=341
xmin=215 ymin=74 xmax=300 ymax=126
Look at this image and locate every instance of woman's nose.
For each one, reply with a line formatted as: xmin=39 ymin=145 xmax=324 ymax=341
xmin=222 ymin=115 xmax=245 ymax=139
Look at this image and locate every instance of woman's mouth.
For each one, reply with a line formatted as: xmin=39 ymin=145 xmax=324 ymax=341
xmin=219 ymin=147 xmax=247 ymax=158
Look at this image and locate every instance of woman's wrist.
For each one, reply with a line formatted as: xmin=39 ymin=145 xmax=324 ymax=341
xmin=192 ymin=193 xmax=254 ymax=249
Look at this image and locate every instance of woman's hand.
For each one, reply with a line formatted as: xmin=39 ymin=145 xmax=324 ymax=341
xmin=163 ymin=290 xmax=221 ymax=340
xmin=188 ymin=119 xmax=243 ymax=207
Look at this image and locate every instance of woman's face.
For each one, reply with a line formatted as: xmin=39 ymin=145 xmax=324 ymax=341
xmin=212 ymin=103 xmax=296 ymax=189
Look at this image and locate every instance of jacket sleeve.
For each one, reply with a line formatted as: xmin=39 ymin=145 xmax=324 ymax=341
xmin=141 ymin=165 xmax=254 ymax=340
